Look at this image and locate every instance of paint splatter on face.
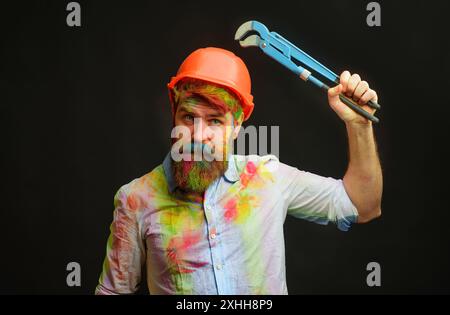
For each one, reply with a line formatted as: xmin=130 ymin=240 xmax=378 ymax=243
xmin=172 ymin=78 xmax=244 ymax=122
xmin=171 ymin=79 xmax=241 ymax=194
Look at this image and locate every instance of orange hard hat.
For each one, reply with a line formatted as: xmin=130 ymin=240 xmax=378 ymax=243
xmin=167 ymin=47 xmax=254 ymax=121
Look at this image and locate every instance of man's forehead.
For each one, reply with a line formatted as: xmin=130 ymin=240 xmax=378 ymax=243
xmin=178 ymin=101 xmax=226 ymax=116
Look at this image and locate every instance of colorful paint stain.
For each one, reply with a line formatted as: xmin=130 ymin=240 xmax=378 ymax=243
xmin=222 ymin=160 xmax=274 ymax=224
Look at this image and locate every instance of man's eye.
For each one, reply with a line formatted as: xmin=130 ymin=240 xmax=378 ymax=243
xmin=210 ymin=119 xmax=222 ymax=125
xmin=184 ymin=115 xmax=194 ymax=122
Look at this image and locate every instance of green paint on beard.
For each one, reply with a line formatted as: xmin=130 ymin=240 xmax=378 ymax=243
xmin=172 ymin=159 xmax=228 ymax=193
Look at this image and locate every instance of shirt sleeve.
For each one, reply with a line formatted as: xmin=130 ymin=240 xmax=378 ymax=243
xmin=278 ymin=162 xmax=359 ymax=231
xmin=95 ymin=186 xmax=146 ymax=295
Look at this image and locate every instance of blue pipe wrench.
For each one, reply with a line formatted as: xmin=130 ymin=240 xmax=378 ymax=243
xmin=234 ymin=21 xmax=380 ymax=123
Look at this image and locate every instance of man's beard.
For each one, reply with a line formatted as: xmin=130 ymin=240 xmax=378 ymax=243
xmin=171 ymin=158 xmax=228 ymax=193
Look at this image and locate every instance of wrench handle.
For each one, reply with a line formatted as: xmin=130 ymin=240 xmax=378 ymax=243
xmin=295 ymin=68 xmax=380 ymax=123
xmin=321 ymin=83 xmax=379 ymax=124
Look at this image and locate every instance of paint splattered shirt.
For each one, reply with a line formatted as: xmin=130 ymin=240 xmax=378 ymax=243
xmin=95 ymin=153 xmax=358 ymax=295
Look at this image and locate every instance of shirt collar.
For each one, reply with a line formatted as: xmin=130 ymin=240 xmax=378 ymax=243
xmin=162 ymin=152 xmax=177 ymax=193
xmin=162 ymin=152 xmax=240 ymax=193
xmin=223 ymin=154 xmax=240 ymax=183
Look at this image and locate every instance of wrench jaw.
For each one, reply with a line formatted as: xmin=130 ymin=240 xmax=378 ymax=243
xmin=237 ymin=34 xmax=261 ymax=48
xmin=234 ymin=21 xmax=255 ymax=41
xmin=234 ymin=20 xmax=268 ymax=48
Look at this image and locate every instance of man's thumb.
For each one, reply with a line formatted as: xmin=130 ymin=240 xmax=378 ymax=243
xmin=328 ymin=84 xmax=342 ymax=97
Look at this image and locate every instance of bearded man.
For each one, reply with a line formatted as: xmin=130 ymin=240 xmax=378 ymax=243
xmin=95 ymin=47 xmax=382 ymax=295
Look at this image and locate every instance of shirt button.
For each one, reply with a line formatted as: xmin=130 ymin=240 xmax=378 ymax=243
xmin=210 ymin=233 xmax=216 ymax=239
xmin=205 ymin=205 xmax=211 ymax=210
xmin=216 ymin=264 xmax=222 ymax=270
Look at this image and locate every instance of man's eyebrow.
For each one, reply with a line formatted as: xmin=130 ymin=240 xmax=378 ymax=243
xmin=206 ymin=113 xmax=226 ymax=119
xmin=178 ymin=105 xmax=225 ymax=118
xmin=177 ymin=106 xmax=196 ymax=114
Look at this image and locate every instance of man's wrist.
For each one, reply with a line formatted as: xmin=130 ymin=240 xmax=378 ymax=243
xmin=345 ymin=119 xmax=373 ymax=131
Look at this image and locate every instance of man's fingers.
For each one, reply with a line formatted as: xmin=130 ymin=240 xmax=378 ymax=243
xmin=353 ymin=81 xmax=369 ymax=102
xmin=346 ymin=73 xmax=361 ymax=98
xmin=340 ymin=71 xmax=351 ymax=93
xmin=359 ymin=89 xmax=378 ymax=105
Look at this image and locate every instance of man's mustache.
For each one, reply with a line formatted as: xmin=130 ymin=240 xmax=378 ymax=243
xmin=178 ymin=142 xmax=217 ymax=161
xmin=182 ymin=142 xmax=212 ymax=154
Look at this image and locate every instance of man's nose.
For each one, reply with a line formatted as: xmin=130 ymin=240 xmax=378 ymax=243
xmin=192 ymin=118 xmax=212 ymax=143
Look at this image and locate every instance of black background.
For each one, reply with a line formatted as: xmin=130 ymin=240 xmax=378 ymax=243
xmin=1 ymin=0 xmax=449 ymax=294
